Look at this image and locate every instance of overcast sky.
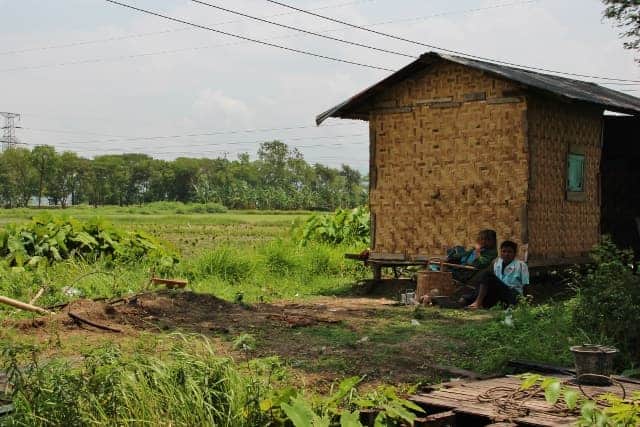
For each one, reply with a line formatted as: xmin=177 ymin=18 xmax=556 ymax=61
xmin=1 ymin=0 xmax=638 ymax=171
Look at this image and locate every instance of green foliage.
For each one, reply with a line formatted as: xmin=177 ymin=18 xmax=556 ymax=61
xmin=0 ymin=340 xmax=422 ymax=427
xmin=353 ymin=385 xmax=424 ymax=426
xmin=0 ymin=141 xmax=366 ymax=211
xmin=603 ymin=0 xmax=640 ymax=54
xmin=521 ymin=374 xmax=640 ymax=426
xmin=0 ymin=215 xmax=177 ymax=268
xmin=1 ymin=338 xmax=253 ymax=426
xmin=571 ymin=236 xmax=640 ymax=364
xmin=299 ymin=207 xmax=370 ymax=246
xmin=447 ymin=299 xmax=580 ymax=373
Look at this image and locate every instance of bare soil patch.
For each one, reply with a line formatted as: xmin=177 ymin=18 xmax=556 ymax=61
xmin=5 ymin=290 xmax=483 ymax=386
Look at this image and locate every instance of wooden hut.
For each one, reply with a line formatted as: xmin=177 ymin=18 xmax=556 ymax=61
xmin=316 ymin=52 xmax=640 ymax=269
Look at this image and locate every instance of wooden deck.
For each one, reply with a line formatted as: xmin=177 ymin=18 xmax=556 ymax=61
xmin=410 ymin=374 xmax=640 ymax=426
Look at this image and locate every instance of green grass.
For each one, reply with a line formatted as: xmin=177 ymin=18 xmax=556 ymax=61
xmin=434 ymin=300 xmax=583 ymax=373
xmin=1 ymin=335 xmax=276 ymax=426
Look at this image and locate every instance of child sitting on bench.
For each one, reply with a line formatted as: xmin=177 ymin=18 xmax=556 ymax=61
xmin=466 ymin=240 xmax=529 ymax=309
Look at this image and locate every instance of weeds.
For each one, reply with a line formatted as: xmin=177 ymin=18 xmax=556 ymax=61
xmin=442 ymin=299 xmax=583 ymax=373
xmin=1 ymin=336 xmax=424 ymax=426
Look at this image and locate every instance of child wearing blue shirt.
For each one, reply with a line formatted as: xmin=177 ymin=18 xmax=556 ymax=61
xmin=466 ymin=240 xmax=529 ymax=309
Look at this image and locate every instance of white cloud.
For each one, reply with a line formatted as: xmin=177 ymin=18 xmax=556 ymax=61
xmin=191 ymin=88 xmax=253 ymax=126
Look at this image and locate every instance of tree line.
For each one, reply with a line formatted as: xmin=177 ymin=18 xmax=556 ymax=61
xmin=0 ymin=141 xmax=367 ymax=210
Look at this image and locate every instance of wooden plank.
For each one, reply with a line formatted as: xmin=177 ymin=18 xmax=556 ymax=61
xmin=428 ymin=101 xmax=462 ymax=109
xmin=487 ymin=97 xmax=523 ymax=105
xmin=412 ymin=376 xmax=581 ymax=426
xmin=414 ymin=410 xmax=457 ymax=427
xmin=150 ymin=277 xmax=188 ymax=288
xmin=369 ymin=252 xmax=408 ymax=261
xmin=463 ymin=92 xmax=487 ymax=102
xmin=415 ymin=97 xmax=454 ymax=105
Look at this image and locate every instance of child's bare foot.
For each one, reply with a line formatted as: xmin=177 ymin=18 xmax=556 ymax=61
xmin=466 ymin=302 xmax=483 ymax=309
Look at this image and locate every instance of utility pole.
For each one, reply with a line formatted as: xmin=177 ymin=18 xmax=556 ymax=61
xmin=0 ymin=112 xmax=22 ymax=152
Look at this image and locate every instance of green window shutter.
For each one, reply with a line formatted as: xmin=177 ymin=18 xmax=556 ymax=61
xmin=567 ymin=153 xmax=585 ymax=192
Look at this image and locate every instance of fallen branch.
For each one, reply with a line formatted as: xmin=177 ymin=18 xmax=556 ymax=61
xmin=68 ymin=312 xmax=121 ymax=333
xmin=29 ymin=288 xmax=45 ymax=305
xmin=0 ymin=295 xmax=52 ymax=315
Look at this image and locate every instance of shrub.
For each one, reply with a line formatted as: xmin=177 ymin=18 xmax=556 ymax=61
xmin=299 ymin=206 xmax=369 ymax=246
xmin=571 ymin=237 xmax=640 ymax=364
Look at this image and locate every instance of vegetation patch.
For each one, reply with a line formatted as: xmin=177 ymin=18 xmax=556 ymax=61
xmin=0 ymin=214 xmax=177 ymax=268
xmin=299 ymin=207 xmax=370 ymax=246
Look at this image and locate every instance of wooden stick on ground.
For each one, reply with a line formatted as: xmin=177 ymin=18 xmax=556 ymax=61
xmin=68 ymin=312 xmax=122 ymax=333
xmin=29 ymin=288 xmax=45 ymax=305
xmin=0 ymin=295 xmax=52 ymax=315
xmin=150 ymin=277 xmax=188 ymax=289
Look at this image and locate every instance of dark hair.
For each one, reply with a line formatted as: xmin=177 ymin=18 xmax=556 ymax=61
xmin=500 ymin=240 xmax=518 ymax=252
xmin=477 ymin=229 xmax=497 ymax=249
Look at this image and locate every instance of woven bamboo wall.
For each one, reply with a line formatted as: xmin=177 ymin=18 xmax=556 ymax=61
xmin=526 ymin=96 xmax=602 ymax=261
xmin=369 ymin=61 xmax=529 ymax=258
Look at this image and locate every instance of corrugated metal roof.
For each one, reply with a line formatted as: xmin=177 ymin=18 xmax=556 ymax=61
xmin=316 ymin=52 xmax=640 ymax=125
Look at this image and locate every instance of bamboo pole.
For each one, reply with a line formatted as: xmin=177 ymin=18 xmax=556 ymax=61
xmin=0 ymin=295 xmax=52 ymax=315
xmin=29 ymin=288 xmax=45 ymax=305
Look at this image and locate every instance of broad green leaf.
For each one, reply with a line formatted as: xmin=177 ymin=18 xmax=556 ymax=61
xmin=71 ymin=231 xmax=98 ymax=248
xmin=50 ymin=246 xmax=62 ymax=261
xmin=373 ymin=413 xmax=387 ymax=427
xmin=383 ymin=402 xmax=417 ymax=424
xmin=564 ymin=390 xmax=578 ymax=409
xmin=397 ymin=398 xmax=425 ymax=413
xmin=521 ymin=374 xmax=542 ymax=390
xmin=259 ymin=399 xmax=273 ymax=412
xmin=580 ymin=401 xmax=597 ymax=420
xmin=327 ymin=376 xmax=361 ymax=404
xmin=544 ymin=381 xmax=562 ymax=404
xmin=281 ymin=396 xmax=315 ymax=427
xmin=340 ymin=410 xmax=363 ymax=427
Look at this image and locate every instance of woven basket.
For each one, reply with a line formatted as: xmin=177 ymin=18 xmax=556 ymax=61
xmin=416 ymin=259 xmax=457 ymax=300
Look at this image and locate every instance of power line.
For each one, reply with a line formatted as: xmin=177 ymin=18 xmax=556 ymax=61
xmin=264 ymin=0 xmax=640 ymax=83
xmin=20 ymin=122 xmax=362 ymax=146
xmin=103 ymin=0 xmax=394 ymax=71
xmin=0 ymin=0 xmax=374 ymax=56
xmin=34 ymin=133 xmax=368 ymax=153
xmin=364 ymin=0 xmax=538 ymax=27
xmin=190 ymin=0 xmax=414 ymax=59
xmin=0 ymin=1 xmax=543 ymax=74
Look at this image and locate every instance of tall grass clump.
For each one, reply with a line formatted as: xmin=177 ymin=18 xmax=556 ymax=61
xmin=0 ymin=337 xmax=423 ymax=426
xmin=0 ymin=338 xmax=263 ymax=426
xmin=184 ymin=246 xmax=255 ymax=284
xmin=261 ymin=240 xmax=299 ymax=276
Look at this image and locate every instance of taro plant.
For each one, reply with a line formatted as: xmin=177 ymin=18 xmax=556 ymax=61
xmin=0 ymin=214 xmax=178 ymax=268
xmin=299 ymin=207 xmax=369 ymax=247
